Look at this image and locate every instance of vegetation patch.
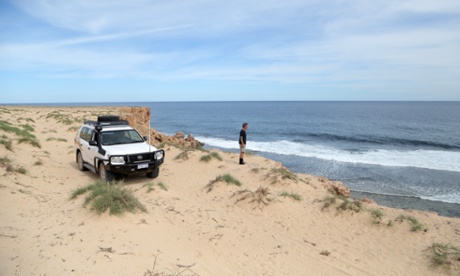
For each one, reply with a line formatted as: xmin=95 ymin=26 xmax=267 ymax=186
xmin=68 ymin=126 xmax=79 ymax=132
xmin=271 ymin=167 xmax=298 ymax=182
xmin=231 ymin=186 xmax=272 ymax=209
xmin=395 ymin=214 xmax=427 ymax=232
xmin=321 ymin=195 xmax=337 ymax=210
xmin=70 ymin=180 xmax=147 ymax=215
xmin=46 ymin=137 xmax=68 ymax=142
xmin=16 ymin=167 xmax=27 ymax=175
xmin=143 ymin=181 xmax=168 ymax=193
xmin=200 ymin=152 xmax=222 ymax=162
xmin=369 ymin=209 xmax=384 ymax=224
xmin=0 ymin=120 xmax=41 ymax=148
xmin=0 ymin=156 xmax=13 ymax=171
xmin=0 ymin=156 xmax=27 ymax=174
xmin=46 ymin=111 xmax=78 ymax=125
xmin=280 ymin=191 xmax=302 ymax=201
xmin=425 ymin=243 xmax=460 ymax=271
xmin=0 ymin=135 xmax=13 ymax=151
xmin=21 ymin=124 xmax=34 ymax=132
xmin=320 ymin=195 xmax=363 ymax=213
xmin=205 ymin=174 xmax=242 ymax=192
xmin=17 ymin=117 xmax=35 ymax=123
xmin=337 ymin=198 xmax=364 ymax=213
xmin=174 ymin=150 xmax=193 ymax=161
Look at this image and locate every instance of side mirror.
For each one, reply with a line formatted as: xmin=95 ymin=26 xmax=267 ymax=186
xmin=143 ymin=136 xmax=149 ymax=141
xmin=89 ymin=140 xmax=98 ymax=146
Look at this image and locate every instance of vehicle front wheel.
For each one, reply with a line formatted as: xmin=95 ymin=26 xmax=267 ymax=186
xmin=77 ymin=152 xmax=87 ymax=171
xmin=99 ymin=162 xmax=115 ymax=182
xmin=146 ymin=167 xmax=160 ymax=178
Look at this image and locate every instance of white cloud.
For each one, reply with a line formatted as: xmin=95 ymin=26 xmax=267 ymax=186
xmin=2 ymin=0 xmax=460 ymax=100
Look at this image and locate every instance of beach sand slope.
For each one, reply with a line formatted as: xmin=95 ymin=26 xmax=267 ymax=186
xmin=0 ymin=106 xmax=459 ymax=276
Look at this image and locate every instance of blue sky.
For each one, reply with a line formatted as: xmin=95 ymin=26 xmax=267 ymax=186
xmin=1 ymin=0 xmax=459 ymax=103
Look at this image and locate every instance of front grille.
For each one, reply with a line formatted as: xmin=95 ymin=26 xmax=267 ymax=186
xmin=126 ymin=152 xmax=154 ymax=164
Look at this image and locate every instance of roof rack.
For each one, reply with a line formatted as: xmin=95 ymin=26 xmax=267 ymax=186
xmin=84 ymin=115 xmax=129 ymax=127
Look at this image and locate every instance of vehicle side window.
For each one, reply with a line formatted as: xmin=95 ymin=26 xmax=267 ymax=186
xmin=87 ymin=129 xmax=94 ymax=142
xmin=79 ymin=127 xmax=94 ymax=142
xmin=79 ymin=127 xmax=88 ymax=141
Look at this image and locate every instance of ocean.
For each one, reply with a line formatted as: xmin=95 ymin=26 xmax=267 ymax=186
xmin=145 ymin=101 xmax=460 ymax=217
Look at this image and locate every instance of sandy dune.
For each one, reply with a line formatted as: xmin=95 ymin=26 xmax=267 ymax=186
xmin=1 ymin=106 xmax=459 ymax=276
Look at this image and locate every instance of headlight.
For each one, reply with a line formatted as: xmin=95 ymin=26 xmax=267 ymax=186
xmin=154 ymin=151 xmax=163 ymax=160
xmin=110 ymin=156 xmax=125 ymax=165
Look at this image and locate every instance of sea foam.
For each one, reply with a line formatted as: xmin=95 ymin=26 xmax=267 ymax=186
xmin=198 ymin=137 xmax=460 ymax=173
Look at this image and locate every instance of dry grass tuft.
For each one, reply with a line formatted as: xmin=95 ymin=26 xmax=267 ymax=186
xmin=395 ymin=214 xmax=428 ymax=232
xmin=425 ymin=243 xmax=460 ymax=271
xmin=231 ymin=186 xmax=272 ymax=209
xmin=200 ymin=152 xmax=223 ymax=162
xmin=174 ymin=150 xmax=193 ymax=161
xmin=279 ymin=191 xmax=302 ymax=201
xmin=205 ymin=174 xmax=242 ymax=193
xmin=320 ymin=194 xmax=363 ymax=213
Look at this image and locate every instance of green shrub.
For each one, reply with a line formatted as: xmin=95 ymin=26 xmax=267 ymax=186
xmin=16 ymin=167 xmax=27 ymax=174
xmin=425 ymin=243 xmax=460 ymax=270
xmin=321 ymin=195 xmax=337 ymax=210
xmin=221 ymin=174 xmax=241 ymax=186
xmin=0 ymin=135 xmax=13 ymax=151
xmin=200 ymin=154 xmax=212 ymax=162
xmin=46 ymin=137 xmax=67 ymax=142
xmin=272 ymin=167 xmax=298 ymax=182
xmin=205 ymin=174 xmax=242 ymax=192
xmin=21 ymin=124 xmax=34 ymax=132
xmin=396 ymin=214 xmax=427 ymax=232
xmin=174 ymin=150 xmax=192 ymax=161
xmin=0 ymin=120 xmax=41 ymax=148
xmin=17 ymin=137 xmax=41 ymax=148
xmin=280 ymin=191 xmax=302 ymax=201
xmin=157 ymin=182 xmax=168 ymax=191
xmin=70 ymin=180 xmax=146 ymax=215
xmin=143 ymin=182 xmax=168 ymax=193
xmin=200 ymin=152 xmax=223 ymax=162
xmin=68 ymin=126 xmax=79 ymax=132
xmin=337 ymin=198 xmax=363 ymax=213
xmin=46 ymin=111 xmax=76 ymax=125
xmin=370 ymin=209 xmax=384 ymax=224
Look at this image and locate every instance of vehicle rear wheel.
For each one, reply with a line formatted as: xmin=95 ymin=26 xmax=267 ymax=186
xmin=146 ymin=167 xmax=160 ymax=178
xmin=77 ymin=152 xmax=87 ymax=171
xmin=99 ymin=162 xmax=115 ymax=182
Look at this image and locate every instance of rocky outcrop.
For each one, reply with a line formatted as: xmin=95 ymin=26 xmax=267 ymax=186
xmin=119 ymin=107 xmax=203 ymax=149
xmin=317 ymin=176 xmax=351 ymax=198
xmin=329 ymin=181 xmax=351 ymax=198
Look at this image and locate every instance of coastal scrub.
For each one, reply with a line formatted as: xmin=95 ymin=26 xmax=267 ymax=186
xmin=70 ymin=180 xmax=146 ymax=215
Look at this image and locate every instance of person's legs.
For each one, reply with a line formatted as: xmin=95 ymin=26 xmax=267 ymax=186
xmin=239 ymin=144 xmax=245 ymax=164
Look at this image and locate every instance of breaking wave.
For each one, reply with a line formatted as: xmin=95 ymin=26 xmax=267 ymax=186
xmin=198 ymin=137 xmax=460 ymax=173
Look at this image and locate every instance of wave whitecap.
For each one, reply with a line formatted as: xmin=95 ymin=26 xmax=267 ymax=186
xmin=198 ymin=137 xmax=460 ymax=172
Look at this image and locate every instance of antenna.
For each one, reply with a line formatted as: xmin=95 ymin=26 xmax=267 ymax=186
xmin=149 ymin=115 xmax=152 ymax=152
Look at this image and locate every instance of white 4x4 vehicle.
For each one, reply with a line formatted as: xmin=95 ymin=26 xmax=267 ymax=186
xmin=74 ymin=115 xmax=164 ymax=181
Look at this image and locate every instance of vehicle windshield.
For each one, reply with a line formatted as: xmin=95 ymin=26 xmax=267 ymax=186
xmin=101 ymin=130 xmax=144 ymax=145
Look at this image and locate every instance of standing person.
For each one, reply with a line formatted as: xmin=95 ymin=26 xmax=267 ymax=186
xmin=239 ymin=122 xmax=248 ymax=165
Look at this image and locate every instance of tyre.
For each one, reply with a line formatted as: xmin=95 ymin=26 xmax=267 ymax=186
xmin=77 ymin=151 xmax=87 ymax=171
xmin=146 ymin=167 xmax=160 ymax=178
xmin=99 ymin=162 xmax=115 ymax=182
